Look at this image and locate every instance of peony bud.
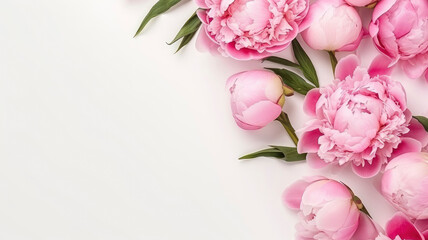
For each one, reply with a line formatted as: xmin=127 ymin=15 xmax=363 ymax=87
xmin=283 ymin=177 xmax=361 ymax=240
xmin=227 ymin=70 xmax=288 ymax=130
xmin=300 ymin=0 xmax=363 ymax=51
xmin=382 ymin=152 xmax=428 ymax=220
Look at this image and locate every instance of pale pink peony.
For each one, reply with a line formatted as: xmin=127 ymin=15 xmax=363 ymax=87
xmin=283 ymin=177 xmax=361 ymax=240
xmin=369 ymin=0 xmax=428 ymax=81
xmin=299 ymin=0 xmax=363 ymax=51
xmin=345 ymin=0 xmax=377 ymax=7
xmin=382 ymin=152 xmax=428 ymax=220
xmin=375 ymin=212 xmax=427 ymax=240
xmin=227 ymin=70 xmax=286 ymax=130
xmin=297 ymin=55 xmax=428 ymax=178
xmin=194 ymin=0 xmax=309 ymax=60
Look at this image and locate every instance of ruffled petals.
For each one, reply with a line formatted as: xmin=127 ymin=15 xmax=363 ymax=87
xmin=335 ymin=54 xmax=360 ymax=80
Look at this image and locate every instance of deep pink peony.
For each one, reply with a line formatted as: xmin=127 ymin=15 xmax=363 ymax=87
xmin=227 ymin=70 xmax=287 ymax=130
xmin=382 ymin=152 xmax=428 ymax=220
xmin=297 ymin=55 xmax=428 ymax=178
xmin=376 ymin=212 xmax=427 ymax=240
xmin=194 ymin=0 xmax=309 ymax=60
xmin=369 ymin=0 xmax=428 ymax=81
xmin=283 ymin=177 xmax=360 ymax=240
xmin=299 ymin=0 xmax=363 ymax=51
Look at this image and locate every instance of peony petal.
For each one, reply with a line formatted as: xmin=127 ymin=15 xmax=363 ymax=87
xmin=297 ymin=129 xmax=322 ymax=153
xmin=237 ymin=101 xmax=282 ymax=128
xmin=425 ymin=70 xmax=428 ymax=82
xmin=350 ymin=213 xmax=383 ymax=240
xmin=415 ymin=219 xmax=428 ymax=235
xmin=196 ymin=9 xmax=209 ymax=24
xmin=385 ymin=212 xmax=425 ymax=240
xmin=368 ymin=54 xmax=394 ymax=77
xmin=283 ymin=180 xmax=314 ymax=210
xmin=194 ymin=0 xmax=208 ymax=8
xmin=337 ymin=28 xmax=364 ymax=52
xmin=234 ymin=116 xmax=261 ymax=130
xmin=195 ymin=26 xmax=220 ymax=55
xmin=403 ymin=118 xmax=428 ymax=147
xmin=224 ymin=43 xmax=270 ymax=61
xmin=306 ymin=153 xmax=328 ymax=169
xmin=351 ymin=156 xmax=382 ymax=178
xmin=303 ymin=88 xmax=321 ymax=116
xmin=372 ymin=0 xmax=398 ymax=22
xmin=402 ymin=60 xmax=428 ymax=79
xmin=315 ymin=199 xmax=358 ymax=232
xmin=389 ymin=137 xmax=422 ymax=161
xmin=335 ymin=54 xmax=360 ymax=80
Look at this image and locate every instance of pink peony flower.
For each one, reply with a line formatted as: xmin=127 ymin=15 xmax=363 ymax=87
xmin=299 ymin=0 xmax=363 ymax=51
xmin=283 ymin=177 xmax=361 ymax=240
xmin=297 ymin=54 xmax=428 ymax=178
xmin=194 ymin=0 xmax=309 ymax=60
xmin=345 ymin=0 xmax=377 ymax=7
xmin=369 ymin=0 xmax=428 ymax=81
xmin=381 ymin=152 xmax=428 ymax=220
xmin=375 ymin=212 xmax=427 ymax=240
xmin=227 ymin=70 xmax=288 ymax=130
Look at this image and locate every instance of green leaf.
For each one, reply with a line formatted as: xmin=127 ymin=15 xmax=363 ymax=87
xmin=239 ymin=148 xmax=285 ymax=160
xmin=266 ymin=68 xmax=315 ymax=95
xmin=269 ymin=146 xmax=307 ymax=162
xmin=239 ymin=146 xmax=306 ymax=162
xmin=263 ymin=56 xmax=301 ymax=69
xmin=168 ymin=12 xmax=202 ymax=45
xmin=134 ymin=0 xmax=182 ymax=37
xmin=175 ymin=30 xmax=197 ymax=53
xmin=414 ymin=116 xmax=428 ymax=132
xmin=292 ymin=40 xmax=319 ymax=87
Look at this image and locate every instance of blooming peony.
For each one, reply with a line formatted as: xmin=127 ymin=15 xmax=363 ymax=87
xmin=227 ymin=70 xmax=289 ymax=130
xmin=283 ymin=177 xmax=361 ymax=240
xmin=297 ymin=55 xmax=428 ymax=178
xmin=195 ymin=0 xmax=309 ymax=60
xmin=299 ymin=0 xmax=363 ymax=51
xmin=369 ymin=0 xmax=428 ymax=81
xmin=382 ymin=152 xmax=428 ymax=220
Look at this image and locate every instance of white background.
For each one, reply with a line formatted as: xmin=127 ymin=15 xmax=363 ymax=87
xmin=1 ymin=1 xmax=428 ymax=239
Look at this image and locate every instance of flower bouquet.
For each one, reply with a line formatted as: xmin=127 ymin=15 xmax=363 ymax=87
xmin=134 ymin=0 xmax=428 ymax=238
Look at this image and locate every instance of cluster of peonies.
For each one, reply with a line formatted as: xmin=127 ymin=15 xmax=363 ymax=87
xmin=136 ymin=0 xmax=428 ymax=238
xmin=283 ymin=152 xmax=428 ymax=239
xmin=196 ymin=0 xmax=428 ymax=81
xmin=226 ymin=55 xmax=428 ymax=238
xmin=228 ymin=55 xmax=428 ymax=177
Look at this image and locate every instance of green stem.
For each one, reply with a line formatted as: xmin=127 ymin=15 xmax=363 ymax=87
xmin=328 ymin=51 xmax=338 ymax=75
xmin=276 ymin=112 xmax=299 ymax=146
